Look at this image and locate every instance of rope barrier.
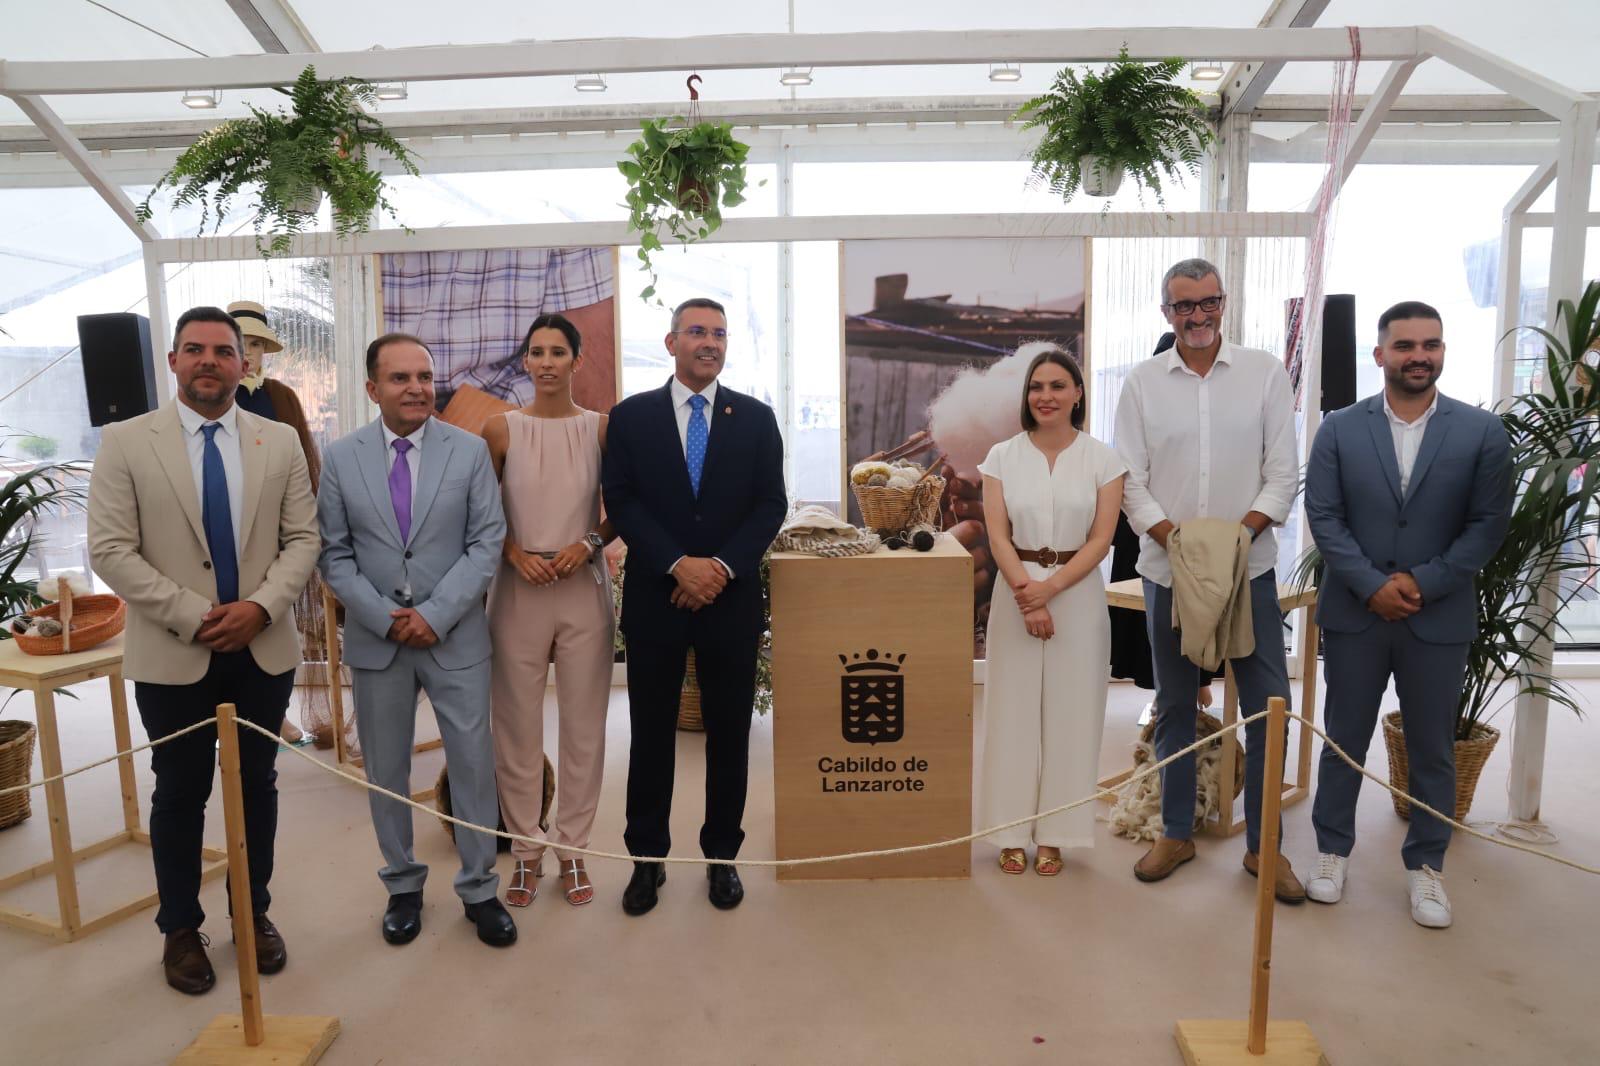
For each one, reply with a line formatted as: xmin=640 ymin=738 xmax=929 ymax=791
xmin=4 ymin=705 xmax=1596 ymax=876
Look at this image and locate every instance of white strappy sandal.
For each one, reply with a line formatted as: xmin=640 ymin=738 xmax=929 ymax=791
xmin=506 ymin=856 xmax=544 ymax=908
xmin=561 ymin=859 xmax=594 ymax=906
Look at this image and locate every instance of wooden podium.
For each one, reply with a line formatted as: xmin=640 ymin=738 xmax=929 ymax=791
xmin=770 ymin=536 xmax=973 ymax=881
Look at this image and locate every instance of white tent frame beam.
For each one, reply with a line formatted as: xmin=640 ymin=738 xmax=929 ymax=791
xmin=8 ymin=94 xmax=161 ymax=242
xmin=224 ymin=0 xmax=321 ymax=54
xmin=1220 ymin=0 xmax=1332 ymax=119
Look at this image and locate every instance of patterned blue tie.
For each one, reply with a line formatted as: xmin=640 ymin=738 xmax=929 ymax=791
xmin=200 ymin=423 xmax=239 ymax=604
xmin=685 ymin=393 xmax=708 ymax=497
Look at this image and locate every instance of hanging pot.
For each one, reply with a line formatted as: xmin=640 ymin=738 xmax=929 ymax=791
xmin=1079 ymin=154 xmax=1124 ymax=197
xmin=286 ymin=186 xmax=325 ymax=217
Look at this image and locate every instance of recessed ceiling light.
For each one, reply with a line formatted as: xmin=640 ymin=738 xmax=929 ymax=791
xmin=988 ymin=63 xmax=1022 ymax=83
xmin=180 ymin=89 xmax=220 ymax=109
xmin=1190 ymin=61 xmax=1225 ymax=81
xmin=574 ymin=73 xmax=607 ymax=93
xmin=779 ymin=68 xmax=813 ymax=87
xmin=373 ymin=82 xmax=408 ymax=101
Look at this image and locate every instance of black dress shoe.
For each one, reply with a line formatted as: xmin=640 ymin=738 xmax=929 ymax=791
xmin=463 ymin=897 xmax=517 ymax=947
xmin=708 ymin=864 xmax=744 ymax=910
xmin=622 ymin=862 xmax=665 ymax=916
xmin=382 ymin=891 xmax=423 ymax=945
xmin=242 ymin=913 xmax=287 ymax=974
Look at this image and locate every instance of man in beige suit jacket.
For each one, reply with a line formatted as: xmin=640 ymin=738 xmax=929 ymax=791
xmin=88 ymin=306 xmax=318 ymax=996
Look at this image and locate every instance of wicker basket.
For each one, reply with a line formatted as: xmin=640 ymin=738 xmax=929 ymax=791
xmin=852 ymin=475 xmax=945 ymax=534
xmin=678 ymin=648 xmax=704 ymax=731
xmin=1381 ymin=711 xmax=1500 ymax=822
xmin=0 ymin=720 xmax=37 ymax=830
xmin=11 ymin=595 xmax=126 ymax=656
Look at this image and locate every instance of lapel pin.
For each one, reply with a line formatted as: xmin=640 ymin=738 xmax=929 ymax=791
xmin=724 ymin=405 xmax=732 ymax=415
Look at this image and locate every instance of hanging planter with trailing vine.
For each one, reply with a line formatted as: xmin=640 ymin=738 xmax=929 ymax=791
xmin=137 ymin=65 xmax=420 ymax=258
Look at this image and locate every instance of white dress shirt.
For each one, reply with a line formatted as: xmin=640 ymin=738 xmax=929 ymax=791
xmin=669 ymin=376 xmax=718 ymax=450
xmin=666 ymin=376 xmax=731 ymax=578
xmin=176 ymin=399 xmax=243 ymax=554
xmin=1383 ymin=391 xmax=1439 ymax=496
xmin=1114 ymin=342 xmax=1300 ymax=586
xmin=380 ymin=417 xmax=426 ymax=489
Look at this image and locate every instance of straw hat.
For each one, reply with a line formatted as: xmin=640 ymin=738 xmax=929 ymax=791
xmin=227 ymin=300 xmax=282 ymax=353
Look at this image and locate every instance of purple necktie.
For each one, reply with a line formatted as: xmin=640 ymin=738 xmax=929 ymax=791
xmin=389 ymin=438 xmax=413 ymax=543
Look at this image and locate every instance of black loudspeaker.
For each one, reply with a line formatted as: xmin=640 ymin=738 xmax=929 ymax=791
xmin=1320 ymin=294 xmax=1357 ymax=413
xmin=78 ymin=312 xmax=158 ymax=426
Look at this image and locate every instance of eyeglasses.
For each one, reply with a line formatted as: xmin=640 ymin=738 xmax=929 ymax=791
xmin=672 ymin=326 xmax=729 ymax=341
xmin=1162 ymin=296 xmax=1225 ymax=316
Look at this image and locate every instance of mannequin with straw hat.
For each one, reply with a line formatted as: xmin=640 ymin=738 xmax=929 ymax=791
xmin=228 ymin=301 xmax=328 ymax=746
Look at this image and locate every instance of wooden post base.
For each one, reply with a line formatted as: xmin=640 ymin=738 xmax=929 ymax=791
xmin=174 ymin=1015 xmax=339 ymax=1065
xmin=1175 ymin=1020 xmax=1328 ymax=1065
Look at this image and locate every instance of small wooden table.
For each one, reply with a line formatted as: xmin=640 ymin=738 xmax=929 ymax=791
xmin=0 ymin=635 xmax=225 ymax=940
xmin=1101 ymin=579 xmax=1320 ymax=837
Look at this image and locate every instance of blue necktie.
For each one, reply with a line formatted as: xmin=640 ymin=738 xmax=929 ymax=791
xmin=200 ymin=423 xmax=239 ymax=604
xmin=685 ymin=394 xmax=708 ymax=497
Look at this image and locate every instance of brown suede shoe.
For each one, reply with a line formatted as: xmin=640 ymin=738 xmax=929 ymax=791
xmin=1243 ymin=850 xmax=1308 ymax=904
xmin=1134 ymin=836 xmax=1197 ymax=882
xmin=162 ymin=929 xmax=216 ymax=995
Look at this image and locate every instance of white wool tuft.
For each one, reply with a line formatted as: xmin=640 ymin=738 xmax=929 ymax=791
xmin=927 ymin=341 xmax=1062 ymax=478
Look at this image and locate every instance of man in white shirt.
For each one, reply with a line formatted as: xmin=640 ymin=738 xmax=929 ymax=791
xmin=1303 ymin=302 xmax=1512 ymax=928
xmin=1113 ymin=258 xmax=1305 ymax=901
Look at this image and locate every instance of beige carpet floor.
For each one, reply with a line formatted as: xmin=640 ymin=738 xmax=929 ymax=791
xmin=1 ymin=673 xmax=1596 ymax=1065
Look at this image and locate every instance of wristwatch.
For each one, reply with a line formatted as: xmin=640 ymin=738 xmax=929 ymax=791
xmin=584 ymin=531 xmax=604 ymax=555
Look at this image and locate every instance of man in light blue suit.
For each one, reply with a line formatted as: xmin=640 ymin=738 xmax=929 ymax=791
xmin=1303 ymin=301 xmax=1512 ymax=929
xmin=318 ymin=333 xmax=516 ymax=947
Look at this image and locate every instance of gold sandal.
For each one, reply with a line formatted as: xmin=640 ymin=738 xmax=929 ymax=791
xmin=561 ymin=859 xmax=594 ymax=907
xmin=1035 ymin=850 xmax=1064 ymax=877
xmin=506 ymin=856 xmax=543 ymax=907
xmin=999 ymin=848 xmax=1027 ymax=875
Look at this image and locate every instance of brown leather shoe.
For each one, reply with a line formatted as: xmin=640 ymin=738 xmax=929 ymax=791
xmin=162 ymin=928 xmax=216 ymax=995
xmin=1243 ymin=850 xmax=1308 ymax=904
xmin=251 ymin=914 xmax=287 ymax=974
xmin=1134 ymin=836 xmax=1197 ymax=882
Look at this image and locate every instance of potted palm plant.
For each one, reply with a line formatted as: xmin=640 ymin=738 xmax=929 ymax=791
xmin=1015 ymin=48 xmax=1214 ymax=202
xmin=1292 ymin=280 xmax=1600 ymax=819
xmin=137 ymin=65 xmax=419 ymax=258
xmin=618 ymin=117 xmax=754 ymax=302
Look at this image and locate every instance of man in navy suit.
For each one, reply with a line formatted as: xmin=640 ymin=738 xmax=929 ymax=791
xmin=1303 ymin=301 xmax=1512 ymax=928
xmin=602 ymin=297 xmax=787 ymax=915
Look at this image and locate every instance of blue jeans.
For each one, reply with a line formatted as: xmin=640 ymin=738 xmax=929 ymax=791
xmin=1143 ymin=572 xmax=1290 ymax=854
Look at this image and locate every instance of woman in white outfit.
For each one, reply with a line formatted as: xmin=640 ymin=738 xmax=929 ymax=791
xmin=979 ymin=348 xmax=1125 ymax=875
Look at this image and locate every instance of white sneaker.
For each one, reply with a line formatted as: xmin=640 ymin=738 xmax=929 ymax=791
xmin=1305 ymin=853 xmax=1347 ymax=904
xmin=1408 ymin=866 xmax=1452 ymax=928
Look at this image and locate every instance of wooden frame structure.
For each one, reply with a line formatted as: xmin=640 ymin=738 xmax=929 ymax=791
xmin=0 ymin=636 xmax=225 ymax=941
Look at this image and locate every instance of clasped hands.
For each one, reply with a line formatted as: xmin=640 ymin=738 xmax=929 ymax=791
xmin=195 ymin=601 xmax=269 ymax=653
xmin=386 ymin=607 xmax=439 ymax=648
xmin=1367 ymin=572 xmax=1423 ymax=621
xmin=1012 ymin=576 xmax=1058 ymax=641
xmin=671 ymin=557 xmax=728 ymax=611
xmin=505 ymin=541 xmax=593 ymax=587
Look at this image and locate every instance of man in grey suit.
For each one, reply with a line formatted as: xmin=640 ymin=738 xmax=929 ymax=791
xmin=1303 ymin=301 xmax=1512 ymax=928
xmin=318 ymin=332 xmax=516 ymax=947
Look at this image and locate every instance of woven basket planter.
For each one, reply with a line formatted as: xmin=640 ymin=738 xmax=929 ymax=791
xmin=0 ymin=719 xmax=38 ymax=830
xmin=11 ymin=594 xmax=126 ymax=656
xmin=851 ymin=476 xmax=944 ymax=535
xmin=1381 ymin=711 xmax=1500 ymax=822
xmin=678 ymin=648 xmax=703 ymax=731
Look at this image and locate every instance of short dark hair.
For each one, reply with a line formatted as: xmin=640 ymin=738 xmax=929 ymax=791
xmin=1019 ymin=347 xmax=1087 ymax=431
xmin=1377 ymin=301 xmax=1442 ymax=341
xmin=172 ymin=306 xmax=243 ymax=352
xmin=366 ymin=332 xmax=432 ymax=380
xmin=516 ymin=313 xmax=582 ymax=361
xmin=671 ymin=297 xmax=726 ymax=332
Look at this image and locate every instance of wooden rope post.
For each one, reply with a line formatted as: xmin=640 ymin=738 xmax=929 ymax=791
xmin=1174 ymin=696 xmax=1326 ymax=1065
xmin=216 ymin=701 xmax=265 ymax=1046
xmin=1247 ymin=696 xmax=1289 ymax=1053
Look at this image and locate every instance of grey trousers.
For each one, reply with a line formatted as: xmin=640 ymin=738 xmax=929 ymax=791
xmin=352 ymin=646 xmax=500 ymax=903
xmin=1144 ymin=572 xmax=1291 ymax=855
xmin=1313 ymin=624 xmax=1467 ymax=871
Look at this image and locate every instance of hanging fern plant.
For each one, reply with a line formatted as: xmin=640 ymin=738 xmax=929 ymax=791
xmin=619 ymin=116 xmax=754 ymax=302
xmin=1015 ymin=49 xmax=1215 ymax=204
xmin=136 ymin=65 xmax=420 ymax=258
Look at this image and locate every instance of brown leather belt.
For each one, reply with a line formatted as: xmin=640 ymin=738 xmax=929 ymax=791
xmin=1015 ymin=547 xmax=1077 ymax=567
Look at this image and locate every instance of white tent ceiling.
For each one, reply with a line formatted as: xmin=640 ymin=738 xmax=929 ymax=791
xmin=1 ymin=0 xmax=1594 ymax=128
